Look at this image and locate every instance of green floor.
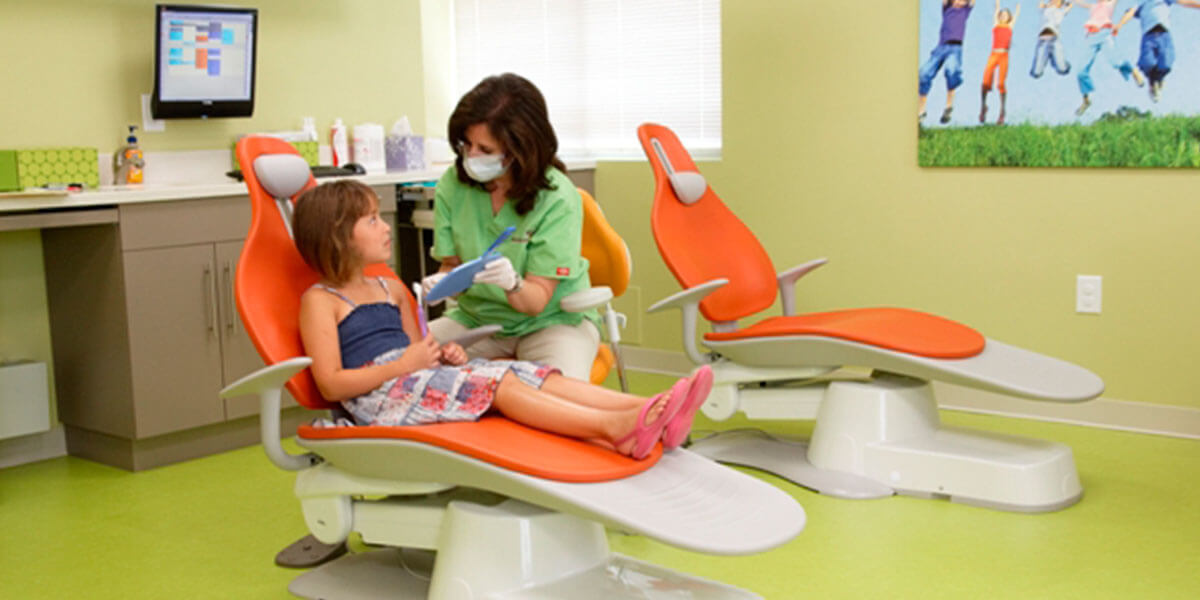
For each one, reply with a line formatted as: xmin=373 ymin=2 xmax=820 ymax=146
xmin=2 ymin=371 xmax=1198 ymax=599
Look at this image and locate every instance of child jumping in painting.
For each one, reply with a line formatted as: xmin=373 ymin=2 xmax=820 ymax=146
xmin=1075 ymin=0 xmax=1145 ymax=115
xmin=1114 ymin=0 xmax=1200 ymax=102
xmin=919 ymin=0 xmax=977 ymax=124
xmin=981 ymin=1 xmax=1021 ymax=124
xmin=1031 ymin=1 xmax=1074 ymax=79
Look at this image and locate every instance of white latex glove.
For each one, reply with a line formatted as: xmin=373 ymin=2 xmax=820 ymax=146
xmin=420 ymin=271 xmax=448 ymax=305
xmin=474 ymin=257 xmax=521 ymax=292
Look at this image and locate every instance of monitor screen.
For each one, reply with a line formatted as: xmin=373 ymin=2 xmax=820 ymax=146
xmin=152 ymin=4 xmax=258 ymax=118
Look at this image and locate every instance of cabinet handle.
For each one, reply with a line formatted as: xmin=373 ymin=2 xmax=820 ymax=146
xmin=203 ymin=264 xmax=217 ymax=334
xmin=222 ymin=261 xmax=236 ymax=333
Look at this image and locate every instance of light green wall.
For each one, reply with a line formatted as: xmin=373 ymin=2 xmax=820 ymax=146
xmin=0 ymin=0 xmax=427 ymax=151
xmin=598 ymin=1 xmax=1200 ymax=409
xmin=0 ymin=0 xmax=426 ymax=423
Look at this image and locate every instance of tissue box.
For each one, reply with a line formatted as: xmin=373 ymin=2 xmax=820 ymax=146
xmin=386 ymin=135 xmax=425 ymax=172
xmin=0 ymin=147 xmax=100 ymax=191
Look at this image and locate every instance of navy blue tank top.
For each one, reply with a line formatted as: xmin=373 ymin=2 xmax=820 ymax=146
xmin=316 ymin=278 xmax=411 ymax=368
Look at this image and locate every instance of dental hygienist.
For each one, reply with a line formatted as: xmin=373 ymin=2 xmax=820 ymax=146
xmin=423 ymin=73 xmax=601 ymax=380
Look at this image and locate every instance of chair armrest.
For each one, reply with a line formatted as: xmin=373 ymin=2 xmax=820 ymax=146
xmin=647 ymin=279 xmax=729 ymax=365
xmin=220 ymin=357 xmax=319 ymax=472
xmin=561 ymin=286 xmax=614 ymax=313
xmin=777 ymin=258 xmax=828 ymax=316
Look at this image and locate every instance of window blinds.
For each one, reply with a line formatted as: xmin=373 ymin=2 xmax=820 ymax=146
xmin=453 ymin=0 xmax=722 ymax=159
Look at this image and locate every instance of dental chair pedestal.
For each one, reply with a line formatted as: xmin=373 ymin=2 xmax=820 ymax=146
xmin=291 ymin=495 xmax=757 ymax=599
xmin=689 ymin=370 xmax=1082 ymax=512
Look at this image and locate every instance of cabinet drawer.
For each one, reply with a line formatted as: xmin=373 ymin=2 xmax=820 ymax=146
xmin=120 ymin=195 xmax=250 ymax=250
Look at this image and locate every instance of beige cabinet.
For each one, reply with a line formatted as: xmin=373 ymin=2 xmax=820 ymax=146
xmin=42 ymin=189 xmax=396 ymax=470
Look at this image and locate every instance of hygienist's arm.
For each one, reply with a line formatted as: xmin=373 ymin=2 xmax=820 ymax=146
xmin=506 ymin=274 xmax=558 ymax=316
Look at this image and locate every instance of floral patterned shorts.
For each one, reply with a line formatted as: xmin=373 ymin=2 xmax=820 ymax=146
xmin=342 ymin=351 xmax=560 ymax=426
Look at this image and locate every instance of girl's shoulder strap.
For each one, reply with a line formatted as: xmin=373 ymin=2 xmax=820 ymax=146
xmin=311 ymin=283 xmax=357 ymax=308
xmin=376 ymin=276 xmax=396 ymax=305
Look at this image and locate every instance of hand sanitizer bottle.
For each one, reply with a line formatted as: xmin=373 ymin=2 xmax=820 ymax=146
xmin=112 ymin=125 xmax=145 ymax=185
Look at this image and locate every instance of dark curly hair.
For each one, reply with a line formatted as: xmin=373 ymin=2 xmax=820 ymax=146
xmin=448 ymin=73 xmax=567 ymax=215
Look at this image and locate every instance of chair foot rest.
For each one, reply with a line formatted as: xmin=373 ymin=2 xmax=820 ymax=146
xmin=275 ymin=534 xmax=348 ymax=569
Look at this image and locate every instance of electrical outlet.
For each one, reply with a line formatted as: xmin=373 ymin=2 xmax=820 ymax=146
xmin=1076 ymin=275 xmax=1102 ymax=314
xmin=611 ymin=285 xmax=642 ymax=345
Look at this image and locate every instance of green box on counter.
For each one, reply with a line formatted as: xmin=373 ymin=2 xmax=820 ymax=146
xmin=0 ymin=147 xmax=100 ymax=191
xmin=231 ymin=140 xmax=319 ymax=169
xmin=0 ymin=151 xmax=18 ymax=192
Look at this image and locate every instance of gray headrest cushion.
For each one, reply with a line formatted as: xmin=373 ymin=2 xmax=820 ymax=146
xmin=668 ymin=171 xmax=708 ymax=205
xmin=253 ymin=154 xmax=311 ymax=199
xmin=650 ymin=137 xmax=707 ymax=205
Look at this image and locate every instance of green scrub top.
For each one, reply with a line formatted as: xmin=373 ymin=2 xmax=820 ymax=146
xmin=432 ymin=166 xmax=600 ymax=338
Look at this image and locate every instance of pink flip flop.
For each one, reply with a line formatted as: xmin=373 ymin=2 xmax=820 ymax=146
xmin=661 ymin=365 xmax=713 ymax=451
xmin=613 ymin=378 xmax=690 ymax=460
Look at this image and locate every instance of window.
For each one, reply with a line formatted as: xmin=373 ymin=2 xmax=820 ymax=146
xmin=452 ymin=0 xmax=721 ymax=160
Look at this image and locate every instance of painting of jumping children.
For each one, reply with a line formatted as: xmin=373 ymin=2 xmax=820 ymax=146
xmin=917 ymin=0 xmax=1200 ymax=167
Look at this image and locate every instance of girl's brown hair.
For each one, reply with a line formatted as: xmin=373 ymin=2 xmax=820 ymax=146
xmin=293 ymin=180 xmax=377 ymax=286
xmin=448 ymin=72 xmax=567 ymax=215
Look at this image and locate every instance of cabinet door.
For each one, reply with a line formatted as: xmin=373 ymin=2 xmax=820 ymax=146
xmin=214 ymin=240 xmax=299 ymax=419
xmin=123 ymin=244 xmax=226 ymax=438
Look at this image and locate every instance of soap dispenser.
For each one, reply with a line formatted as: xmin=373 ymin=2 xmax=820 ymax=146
xmin=113 ymin=125 xmax=145 ymax=184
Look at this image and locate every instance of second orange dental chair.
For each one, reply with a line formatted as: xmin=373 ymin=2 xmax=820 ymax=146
xmin=637 ymin=123 xmax=1104 ymax=513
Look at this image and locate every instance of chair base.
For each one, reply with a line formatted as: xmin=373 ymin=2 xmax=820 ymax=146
xmin=691 ymin=373 xmax=1084 ymax=513
xmin=288 ymin=498 xmax=761 ymax=599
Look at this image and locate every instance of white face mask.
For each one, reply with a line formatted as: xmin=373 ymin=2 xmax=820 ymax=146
xmin=463 ymin=153 xmax=507 ymax=183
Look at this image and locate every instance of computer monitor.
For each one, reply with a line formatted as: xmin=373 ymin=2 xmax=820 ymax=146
xmin=151 ymin=4 xmax=258 ymax=119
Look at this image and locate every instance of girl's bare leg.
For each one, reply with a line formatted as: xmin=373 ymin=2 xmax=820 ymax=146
xmin=538 ymin=373 xmax=646 ymax=411
xmin=492 ymin=373 xmax=667 ymax=455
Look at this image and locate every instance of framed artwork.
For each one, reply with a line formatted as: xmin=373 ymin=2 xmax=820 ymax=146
xmin=917 ymin=0 xmax=1200 ymax=167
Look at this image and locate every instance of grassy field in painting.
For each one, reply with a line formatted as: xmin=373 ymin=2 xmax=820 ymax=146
xmin=918 ymin=111 xmax=1200 ymax=167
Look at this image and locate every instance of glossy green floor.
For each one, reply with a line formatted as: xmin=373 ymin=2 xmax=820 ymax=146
xmin=2 ymin=371 xmax=1198 ymax=599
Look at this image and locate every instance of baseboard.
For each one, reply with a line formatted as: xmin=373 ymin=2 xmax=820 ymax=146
xmin=619 ymin=346 xmax=1200 ymax=440
xmin=0 ymin=426 xmax=67 ymax=469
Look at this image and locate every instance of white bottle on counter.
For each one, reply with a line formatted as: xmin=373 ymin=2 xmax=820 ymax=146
xmin=330 ymin=118 xmax=349 ymax=167
xmin=352 ymin=123 xmax=387 ymax=174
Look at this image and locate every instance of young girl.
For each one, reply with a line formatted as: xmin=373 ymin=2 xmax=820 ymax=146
xmin=980 ymin=1 xmax=1021 ymax=125
xmin=293 ymin=180 xmax=711 ymax=460
xmin=1031 ymin=1 xmax=1073 ymax=80
xmin=1075 ymin=0 xmax=1144 ymax=115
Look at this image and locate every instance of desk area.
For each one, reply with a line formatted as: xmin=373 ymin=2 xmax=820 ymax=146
xmin=0 ymin=161 xmax=595 ymax=470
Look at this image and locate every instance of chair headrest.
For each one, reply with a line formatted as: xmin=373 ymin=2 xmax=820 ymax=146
xmin=650 ymin=137 xmax=707 ymax=205
xmin=668 ymin=171 xmax=708 ymax=205
xmin=253 ymin=154 xmax=311 ymax=199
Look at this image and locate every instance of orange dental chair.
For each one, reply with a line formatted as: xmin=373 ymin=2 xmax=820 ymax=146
xmin=563 ymin=188 xmax=633 ymax=391
xmin=219 ymin=136 xmax=805 ymax=599
xmin=637 ymin=123 xmax=1104 ymax=512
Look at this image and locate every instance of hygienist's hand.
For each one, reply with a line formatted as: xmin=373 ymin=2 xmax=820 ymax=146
xmin=400 ymin=335 xmax=441 ymax=373
xmin=474 ymin=257 xmax=520 ymax=292
xmin=440 ymin=342 xmax=468 ymax=366
xmin=420 ymin=272 xmax=448 ymax=304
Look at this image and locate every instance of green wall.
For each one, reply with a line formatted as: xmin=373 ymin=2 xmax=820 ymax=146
xmin=598 ymin=1 xmax=1200 ymax=409
xmin=1 ymin=0 xmax=426 ymax=151
xmin=3 ymin=0 xmax=1196 ymax=422
xmin=0 ymin=0 xmax=426 ymax=422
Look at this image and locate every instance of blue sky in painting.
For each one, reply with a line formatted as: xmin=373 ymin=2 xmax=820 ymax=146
xmin=918 ymin=0 xmax=1200 ymax=126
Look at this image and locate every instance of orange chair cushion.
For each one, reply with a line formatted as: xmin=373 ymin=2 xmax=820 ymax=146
xmin=298 ymin=416 xmax=661 ymax=483
xmin=590 ymin=344 xmax=616 ymax=385
xmin=703 ymin=308 xmax=985 ymax=359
